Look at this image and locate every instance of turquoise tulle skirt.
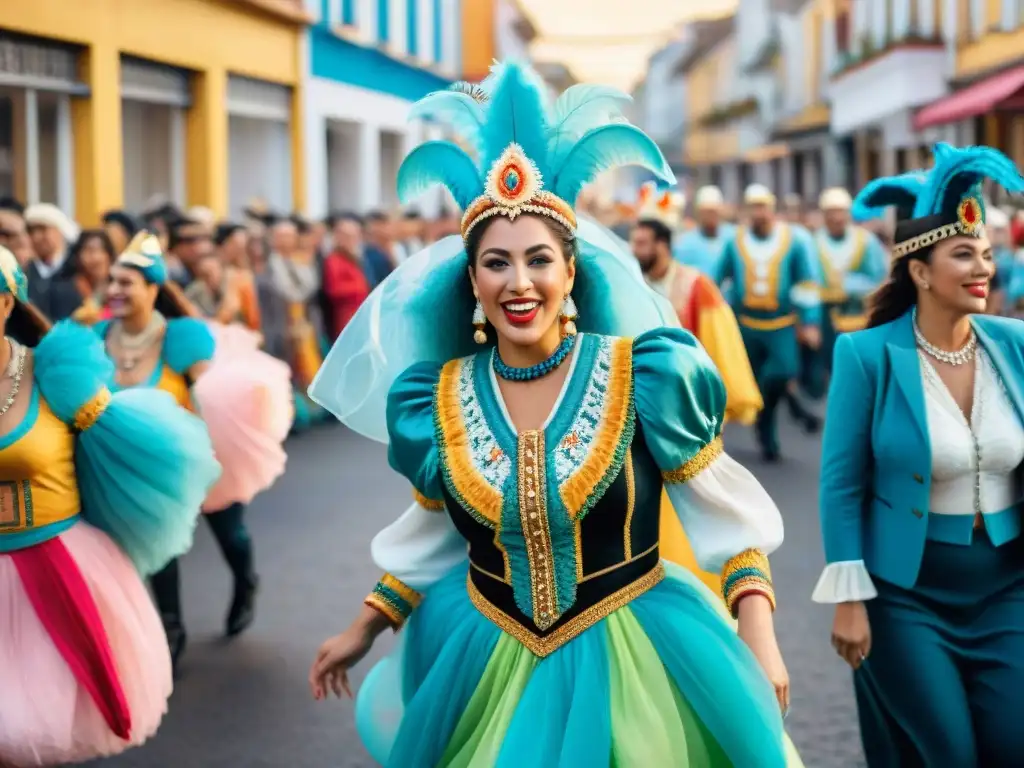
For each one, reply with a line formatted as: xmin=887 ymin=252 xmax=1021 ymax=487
xmin=356 ymin=562 xmax=802 ymax=767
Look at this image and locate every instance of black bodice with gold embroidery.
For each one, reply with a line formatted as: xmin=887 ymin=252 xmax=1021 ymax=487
xmin=375 ymin=328 xmax=747 ymax=656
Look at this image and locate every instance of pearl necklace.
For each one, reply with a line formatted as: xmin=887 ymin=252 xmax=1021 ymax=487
xmin=913 ymin=310 xmax=977 ymax=366
xmin=0 ymin=339 xmax=26 ymax=419
xmin=493 ymin=335 xmax=576 ymax=382
xmin=113 ymin=311 xmax=167 ymax=371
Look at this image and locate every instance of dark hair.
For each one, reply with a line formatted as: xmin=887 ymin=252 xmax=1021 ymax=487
xmin=167 ymin=217 xmax=206 ymax=250
xmin=69 ymin=229 xmax=116 ymax=275
xmin=636 ymin=218 xmax=673 ymax=248
xmin=214 ymin=222 xmax=245 ymax=247
xmin=155 ymin=281 xmax=201 ymax=320
xmin=865 ymin=245 xmax=933 ymax=328
xmin=0 ymin=197 xmax=25 ymax=215
xmin=101 ymin=209 xmax=139 ymax=238
xmin=365 ymin=210 xmax=389 ymax=224
xmin=403 ymin=210 xmax=423 ymax=220
xmin=464 ymin=213 xmax=578 ymax=266
xmin=8 ymin=300 xmax=52 ymax=347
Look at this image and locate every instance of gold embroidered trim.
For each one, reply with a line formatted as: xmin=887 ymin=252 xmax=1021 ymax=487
xmin=830 ymin=309 xmax=867 ymax=334
xmin=436 ymin=358 xmax=503 ymax=525
xmin=467 ymin=562 xmax=666 ymax=658
xmin=721 ymin=547 xmax=775 ymax=617
xmin=623 ymin=448 xmax=636 ymax=559
xmin=738 ymin=314 xmax=796 ymax=331
xmin=470 ymin=559 xmax=510 ymax=583
xmin=364 ymin=594 xmax=406 ymax=628
xmin=519 ymin=430 xmax=559 ymax=630
xmin=738 ymin=224 xmax=791 ymax=312
xmin=724 ymin=578 xmax=777 ymax=617
xmin=412 ymin=488 xmax=445 ymax=511
xmin=74 ymin=387 xmax=111 ymax=431
xmin=578 ymin=541 xmax=659 ymax=584
xmin=662 ymin=436 xmax=723 ymax=484
xmin=560 ymin=337 xmax=634 ymax=519
xmin=817 ymin=228 xmax=866 ymax=301
xmin=380 ymin=573 xmax=423 ymax=608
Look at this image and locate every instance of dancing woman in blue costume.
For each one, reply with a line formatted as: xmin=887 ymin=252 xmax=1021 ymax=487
xmin=307 ymin=62 xmax=802 ymax=766
xmin=0 ymin=246 xmax=219 ymax=766
xmin=91 ymin=233 xmax=292 ymax=671
xmin=814 ymin=143 xmax=1024 ymax=766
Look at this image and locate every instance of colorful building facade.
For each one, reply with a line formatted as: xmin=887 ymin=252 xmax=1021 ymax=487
xmin=302 ymin=0 xmax=461 ymax=218
xmin=1 ymin=0 xmax=309 ymax=224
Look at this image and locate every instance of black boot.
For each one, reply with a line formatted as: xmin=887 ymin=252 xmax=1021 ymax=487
xmin=757 ymin=383 xmax=785 ymax=463
xmin=784 ymin=388 xmax=821 ymax=434
xmin=206 ymin=503 xmax=259 ymax=638
xmin=150 ymin=559 xmax=187 ymax=672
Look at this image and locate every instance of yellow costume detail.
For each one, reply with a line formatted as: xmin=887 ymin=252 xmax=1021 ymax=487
xmin=413 ymin=488 xmax=445 ymax=511
xmin=658 ymin=492 xmax=721 ymax=594
xmin=738 ymin=314 xmax=797 ymax=331
xmin=817 ymin=229 xmax=866 ymax=303
xmin=156 ymin=365 xmax=192 ymax=411
xmin=721 ymin=547 xmax=776 ymax=617
xmin=662 ymin=436 xmax=723 ymax=484
xmin=737 ymin=224 xmax=792 ymax=312
xmin=73 ymin=387 xmax=111 ymax=431
xmin=0 ymin=395 xmax=80 ymax=534
xmin=365 ymin=573 xmax=423 ymax=630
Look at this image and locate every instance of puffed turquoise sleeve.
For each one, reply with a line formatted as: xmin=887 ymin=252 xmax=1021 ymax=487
xmin=33 ymin=321 xmax=221 ymax=576
xmin=386 ymin=360 xmax=446 ymax=508
xmin=633 ymin=328 xmax=726 ymax=476
xmin=91 ymin=319 xmax=111 ymax=339
xmin=163 ymin=317 xmax=216 ymax=375
xmin=635 ymin=328 xmax=784 ymax=614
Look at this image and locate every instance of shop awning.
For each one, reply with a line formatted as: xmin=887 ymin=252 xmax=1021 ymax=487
xmin=914 ymin=64 xmax=1024 ymax=131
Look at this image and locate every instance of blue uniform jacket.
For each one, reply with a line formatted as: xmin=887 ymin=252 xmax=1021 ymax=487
xmin=819 ymin=311 xmax=1024 ymax=589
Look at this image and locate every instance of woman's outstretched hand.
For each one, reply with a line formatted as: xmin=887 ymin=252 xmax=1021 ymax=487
xmin=309 ymin=606 xmax=392 ymax=700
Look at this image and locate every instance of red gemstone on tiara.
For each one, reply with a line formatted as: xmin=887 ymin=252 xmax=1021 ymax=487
xmin=963 ymin=201 xmax=977 ymax=223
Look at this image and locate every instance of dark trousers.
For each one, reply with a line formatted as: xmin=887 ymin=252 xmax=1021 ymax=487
xmin=150 ymin=502 xmax=254 ymax=626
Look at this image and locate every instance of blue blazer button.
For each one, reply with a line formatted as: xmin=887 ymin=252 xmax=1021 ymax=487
xmin=912 ymin=508 xmax=924 ymax=519
xmin=913 ymin=474 xmax=924 ymax=484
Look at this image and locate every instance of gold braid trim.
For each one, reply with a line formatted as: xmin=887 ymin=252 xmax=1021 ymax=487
xmin=721 ymin=548 xmax=775 ymax=617
xmin=364 ymin=573 xmax=423 ymax=630
xmin=413 ymin=488 xmax=445 ymax=512
xmin=74 ymin=388 xmax=111 ymax=432
xmin=662 ymin=435 xmax=723 ymax=484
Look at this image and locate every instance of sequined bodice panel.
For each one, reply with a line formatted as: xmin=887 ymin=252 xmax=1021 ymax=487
xmin=434 ymin=334 xmax=657 ymax=638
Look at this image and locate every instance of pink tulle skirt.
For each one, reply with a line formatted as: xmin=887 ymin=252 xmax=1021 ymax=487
xmin=0 ymin=523 xmax=172 ymax=767
xmin=196 ymin=324 xmax=293 ymax=512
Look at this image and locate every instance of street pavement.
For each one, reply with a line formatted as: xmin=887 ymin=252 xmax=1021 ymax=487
xmin=92 ymin=414 xmax=864 ymax=768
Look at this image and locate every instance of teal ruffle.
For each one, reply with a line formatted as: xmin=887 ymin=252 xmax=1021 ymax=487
xmin=34 ymin=320 xmax=222 ymax=576
xmin=386 ymin=360 xmax=445 ymax=502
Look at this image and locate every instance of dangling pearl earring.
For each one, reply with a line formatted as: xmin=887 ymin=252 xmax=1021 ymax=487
xmin=560 ymin=294 xmax=578 ymax=336
xmin=472 ymin=300 xmax=487 ymax=344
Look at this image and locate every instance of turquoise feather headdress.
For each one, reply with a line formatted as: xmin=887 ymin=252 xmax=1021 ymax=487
xmin=398 ymin=60 xmax=675 ymax=239
xmin=852 ymin=143 xmax=1024 ymax=259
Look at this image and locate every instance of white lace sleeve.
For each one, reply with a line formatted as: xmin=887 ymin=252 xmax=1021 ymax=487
xmin=370 ymin=501 xmax=467 ymax=591
xmin=664 ymin=450 xmax=784 ymax=574
xmin=812 ymin=561 xmax=878 ymax=603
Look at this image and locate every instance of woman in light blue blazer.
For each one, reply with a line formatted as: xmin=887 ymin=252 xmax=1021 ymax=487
xmin=813 ymin=143 xmax=1024 ymax=767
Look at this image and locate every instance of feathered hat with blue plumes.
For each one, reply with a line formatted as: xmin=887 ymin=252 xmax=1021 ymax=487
xmin=308 ymin=60 xmax=680 ymax=443
xmin=852 ymin=142 xmax=1024 ymax=259
xmin=399 ymin=60 xmax=674 ymax=240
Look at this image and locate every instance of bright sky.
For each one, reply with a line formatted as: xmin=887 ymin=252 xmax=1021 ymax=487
xmin=518 ymin=0 xmax=737 ymax=88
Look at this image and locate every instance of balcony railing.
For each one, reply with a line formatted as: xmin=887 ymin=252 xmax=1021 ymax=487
xmin=831 ymin=29 xmax=944 ymax=77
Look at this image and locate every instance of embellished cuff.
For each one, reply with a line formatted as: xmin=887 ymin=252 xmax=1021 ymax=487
xmin=721 ymin=547 xmax=776 ymax=617
xmin=74 ymin=387 xmax=111 ymax=432
xmin=413 ymin=488 xmax=445 ymax=512
xmin=364 ymin=573 xmax=423 ymax=629
xmin=662 ymin=436 xmax=723 ymax=484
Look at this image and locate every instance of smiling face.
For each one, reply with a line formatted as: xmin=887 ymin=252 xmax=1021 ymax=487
xmin=910 ymin=234 xmax=995 ymax=315
xmin=107 ymin=263 xmax=158 ymax=319
xmin=468 ymin=215 xmax=575 ymax=350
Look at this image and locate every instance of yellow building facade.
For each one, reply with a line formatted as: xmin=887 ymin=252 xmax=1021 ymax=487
xmin=2 ymin=0 xmax=308 ymax=225
xmin=683 ymin=26 xmax=741 ymax=171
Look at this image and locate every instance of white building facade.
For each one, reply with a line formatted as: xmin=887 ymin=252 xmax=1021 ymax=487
xmin=303 ymin=0 xmax=462 ymax=218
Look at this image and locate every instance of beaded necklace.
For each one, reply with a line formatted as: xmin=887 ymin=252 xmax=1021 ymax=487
xmin=493 ymin=334 xmax=576 ymax=382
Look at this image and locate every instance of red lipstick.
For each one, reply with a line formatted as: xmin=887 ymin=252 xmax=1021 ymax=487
xmin=501 ymin=300 xmax=541 ymax=325
xmin=965 ymin=282 xmax=988 ymax=299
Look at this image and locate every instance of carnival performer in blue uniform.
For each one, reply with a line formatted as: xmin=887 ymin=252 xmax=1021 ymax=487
xmin=674 ymin=185 xmax=735 ymax=277
xmin=307 ymin=61 xmax=802 ymax=767
xmin=91 ymin=233 xmax=292 ymax=671
xmin=714 ymin=183 xmax=821 ymax=461
xmin=0 ymin=246 xmax=220 ymax=766
xmin=813 ymin=142 xmax=1024 ymax=767
xmin=805 ymin=187 xmax=887 ymax=398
